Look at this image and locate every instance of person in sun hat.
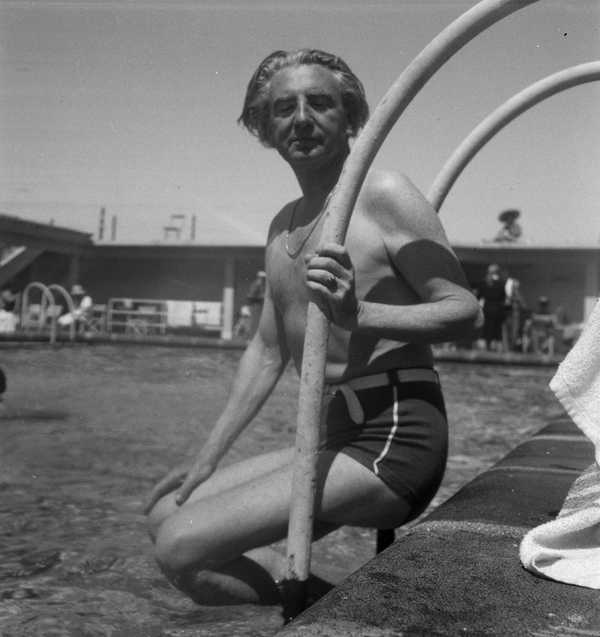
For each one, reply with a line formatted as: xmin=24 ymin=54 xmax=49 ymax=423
xmin=494 ymin=208 xmax=522 ymax=242
xmin=146 ymin=48 xmax=481 ymax=608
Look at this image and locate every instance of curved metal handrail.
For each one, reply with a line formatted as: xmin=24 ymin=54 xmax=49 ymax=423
xmin=428 ymin=61 xmax=600 ymax=211
xmin=48 ymin=283 xmax=77 ymax=342
xmin=20 ymin=282 xmax=56 ymax=342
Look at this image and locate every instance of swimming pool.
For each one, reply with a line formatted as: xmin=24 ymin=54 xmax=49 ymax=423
xmin=0 ymin=345 xmax=563 ymax=636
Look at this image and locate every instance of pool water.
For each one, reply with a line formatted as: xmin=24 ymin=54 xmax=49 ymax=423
xmin=0 ymin=345 xmax=564 ymax=636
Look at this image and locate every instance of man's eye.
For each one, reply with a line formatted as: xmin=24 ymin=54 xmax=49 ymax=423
xmin=309 ymin=97 xmax=331 ymax=110
xmin=274 ymin=103 xmax=295 ymax=116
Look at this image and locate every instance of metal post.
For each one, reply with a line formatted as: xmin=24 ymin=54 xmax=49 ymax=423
xmin=583 ymin=252 xmax=600 ymax=321
xmin=283 ymin=0 xmax=540 ymax=621
xmin=98 ymin=207 xmax=106 ymax=240
xmin=221 ymin=257 xmax=235 ymax=340
xmin=68 ymin=255 xmax=80 ymax=291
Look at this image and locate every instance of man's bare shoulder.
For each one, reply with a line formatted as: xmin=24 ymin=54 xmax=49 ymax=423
xmin=359 ymin=169 xmax=449 ymax=245
xmin=360 ymin=170 xmax=427 ymax=216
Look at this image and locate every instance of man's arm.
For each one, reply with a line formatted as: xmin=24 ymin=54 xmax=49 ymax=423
xmin=199 ymin=283 xmax=289 ymax=464
xmin=305 ymin=172 xmax=481 ymax=343
xmin=146 ymin=282 xmax=289 ymax=510
xmin=356 ymin=172 xmax=481 ymax=342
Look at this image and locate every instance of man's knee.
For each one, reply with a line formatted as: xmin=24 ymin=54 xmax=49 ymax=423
xmin=146 ymin=491 xmax=180 ymax=541
xmin=154 ymin=517 xmax=209 ymax=576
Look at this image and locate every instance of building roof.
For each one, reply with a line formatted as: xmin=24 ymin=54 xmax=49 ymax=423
xmin=0 ymin=213 xmax=93 ymax=254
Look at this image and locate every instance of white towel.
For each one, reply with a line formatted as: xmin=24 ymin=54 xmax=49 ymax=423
xmin=519 ymin=298 xmax=600 ymax=589
xmin=549 ymin=299 xmax=600 ymax=465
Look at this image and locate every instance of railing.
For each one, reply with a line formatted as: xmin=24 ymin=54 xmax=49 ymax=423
xmin=106 ymin=298 xmax=223 ymax=336
xmin=106 ymin=298 xmax=168 ymax=335
xmin=11 ymin=291 xmax=225 ymax=341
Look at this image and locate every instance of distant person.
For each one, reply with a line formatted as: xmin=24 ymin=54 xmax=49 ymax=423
xmin=0 ymin=287 xmax=18 ymax=334
xmin=476 ymin=264 xmax=506 ymax=351
xmin=233 ymin=304 xmax=253 ymax=340
xmin=145 ymin=48 xmax=480 ymax=608
xmin=494 ymin=209 xmax=522 ymax=243
xmin=503 ymin=274 xmax=525 ymax=351
xmin=58 ymin=284 xmax=93 ymax=332
xmin=0 ymin=366 xmax=5 ymax=399
xmin=522 ymin=296 xmax=559 ymax=355
xmin=245 ymin=270 xmax=267 ymax=337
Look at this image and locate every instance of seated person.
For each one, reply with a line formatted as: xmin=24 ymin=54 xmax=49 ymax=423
xmin=522 ymin=296 xmax=559 ymax=355
xmin=0 ymin=288 xmax=18 ymax=334
xmin=58 ymin=284 xmax=93 ymax=332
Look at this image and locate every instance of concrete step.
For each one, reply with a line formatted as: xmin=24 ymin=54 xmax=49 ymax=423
xmin=279 ymin=418 xmax=599 ymax=636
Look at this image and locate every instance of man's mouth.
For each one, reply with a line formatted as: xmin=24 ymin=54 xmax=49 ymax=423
xmin=291 ymin=137 xmax=319 ymax=150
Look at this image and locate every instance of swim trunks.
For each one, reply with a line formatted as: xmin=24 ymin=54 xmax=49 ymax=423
xmin=322 ymin=368 xmax=448 ymax=519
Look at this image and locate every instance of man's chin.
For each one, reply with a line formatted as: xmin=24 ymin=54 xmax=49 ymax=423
xmin=286 ymin=148 xmax=326 ymax=164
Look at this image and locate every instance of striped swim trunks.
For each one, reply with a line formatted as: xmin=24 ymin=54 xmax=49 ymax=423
xmin=322 ymin=368 xmax=448 ymax=518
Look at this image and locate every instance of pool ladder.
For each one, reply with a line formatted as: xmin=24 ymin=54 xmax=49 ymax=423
xmin=20 ymin=282 xmax=77 ymax=343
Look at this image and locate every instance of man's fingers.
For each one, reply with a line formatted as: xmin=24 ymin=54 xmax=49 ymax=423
xmin=174 ymin=479 xmax=195 ymax=505
xmin=144 ymin=482 xmax=173 ymax=514
xmin=315 ymin=243 xmax=352 ymax=267
xmin=144 ymin=472 xmax=184 ymax=514
xmin=175 ymin=464 xmax=214 ymax=505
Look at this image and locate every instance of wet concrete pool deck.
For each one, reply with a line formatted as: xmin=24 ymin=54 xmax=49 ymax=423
xmin=280 ymin=416 xmax=599 ymax=637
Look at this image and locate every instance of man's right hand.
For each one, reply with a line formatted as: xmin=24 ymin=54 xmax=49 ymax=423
xmin=144 ymin=457 xmax=217 ymax=515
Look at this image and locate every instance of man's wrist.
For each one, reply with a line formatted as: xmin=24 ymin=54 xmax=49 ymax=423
xmin=351 ymin=299 xmax=366 ymax=332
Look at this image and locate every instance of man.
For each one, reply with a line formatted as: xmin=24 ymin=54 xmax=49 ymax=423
xmin=476 ymin=264 xmax=506 ymax=351
xmin=58 ymin=284 xmax=93 ymax=332
xmin=145 ymin=49 xmax=480 ymax=606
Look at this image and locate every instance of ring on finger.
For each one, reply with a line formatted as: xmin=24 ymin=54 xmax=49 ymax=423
xmin=326 ymin=274 xmax=337 ymax=291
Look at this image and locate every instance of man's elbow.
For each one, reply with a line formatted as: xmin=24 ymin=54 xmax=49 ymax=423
xmin=440 ymin=294 xmax=482 ymax=341
xmin=458 ymin=297 xmax=484 ymax=339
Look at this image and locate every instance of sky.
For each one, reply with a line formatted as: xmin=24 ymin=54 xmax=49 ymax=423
xmin=1 ymin=0 xmax=599 ymax=246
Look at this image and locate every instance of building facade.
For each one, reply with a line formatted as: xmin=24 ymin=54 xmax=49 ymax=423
xmin=2 ymin=215 xmax=599 ymax=336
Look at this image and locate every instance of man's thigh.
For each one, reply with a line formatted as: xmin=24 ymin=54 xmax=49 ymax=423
xmin=158 ymin=448 xmax=409 ymax=565
xmin=148 ymin=447 xmax=295 ymax=534
xmin=316 ymin=450 xmax=412 ymax=530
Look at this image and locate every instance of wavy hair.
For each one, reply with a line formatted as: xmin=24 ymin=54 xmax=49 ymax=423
xmin=238 ymin=49 xmax=369 ymax=147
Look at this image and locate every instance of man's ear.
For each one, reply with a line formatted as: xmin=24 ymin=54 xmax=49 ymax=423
xmin=344 ymin=113 xmax=355 ymax=138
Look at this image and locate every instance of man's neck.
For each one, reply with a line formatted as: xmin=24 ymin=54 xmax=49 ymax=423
xmin=292 ymin=152 xmax=347 ymax=213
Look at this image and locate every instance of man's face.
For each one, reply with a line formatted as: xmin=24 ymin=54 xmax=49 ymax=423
xmin=268 ymin=64 xmax=350 ymax=167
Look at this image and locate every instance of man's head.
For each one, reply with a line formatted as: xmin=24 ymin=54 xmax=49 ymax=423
xmin=486 ymin=264 xmax=501 ymax=281
xmin=71 ymin=284 xmax=85 ymax=298
xmin=239 ymin=49 xmax=369 ymax=148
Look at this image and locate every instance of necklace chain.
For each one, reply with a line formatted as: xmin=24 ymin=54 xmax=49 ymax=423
xmin=284 ymin=196 xmax=329 ymax=259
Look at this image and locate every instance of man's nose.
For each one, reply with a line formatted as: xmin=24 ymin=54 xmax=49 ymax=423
xmin=293 ymin=100 xmax=312 ymax=126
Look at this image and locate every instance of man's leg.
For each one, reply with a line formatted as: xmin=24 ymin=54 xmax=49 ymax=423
xmin=147 ymin=447 xmax=294 ymax=538
xmin=151 ymin=449 xmax=412 ymax=604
